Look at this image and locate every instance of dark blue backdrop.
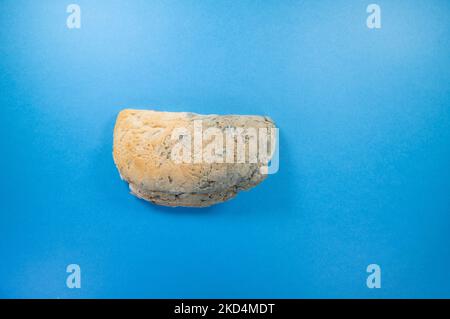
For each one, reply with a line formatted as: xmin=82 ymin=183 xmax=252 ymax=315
xmin=1 ymin=0 xmax=449 ymax=298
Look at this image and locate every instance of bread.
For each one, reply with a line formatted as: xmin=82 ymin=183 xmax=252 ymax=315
xmin=113 ymin=109 xmax=276 ymax=207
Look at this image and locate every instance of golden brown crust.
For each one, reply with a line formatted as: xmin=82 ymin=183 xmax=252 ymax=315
xmin=113 ymin=109 xmax=275 ymax=207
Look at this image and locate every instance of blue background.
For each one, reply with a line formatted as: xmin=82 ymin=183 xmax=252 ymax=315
xmin=1 ymin=0 xmax=449 ymax=298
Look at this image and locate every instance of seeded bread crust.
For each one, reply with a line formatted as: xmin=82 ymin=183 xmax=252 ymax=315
xmin=113 ymin=109 xmax=275 ymax=207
